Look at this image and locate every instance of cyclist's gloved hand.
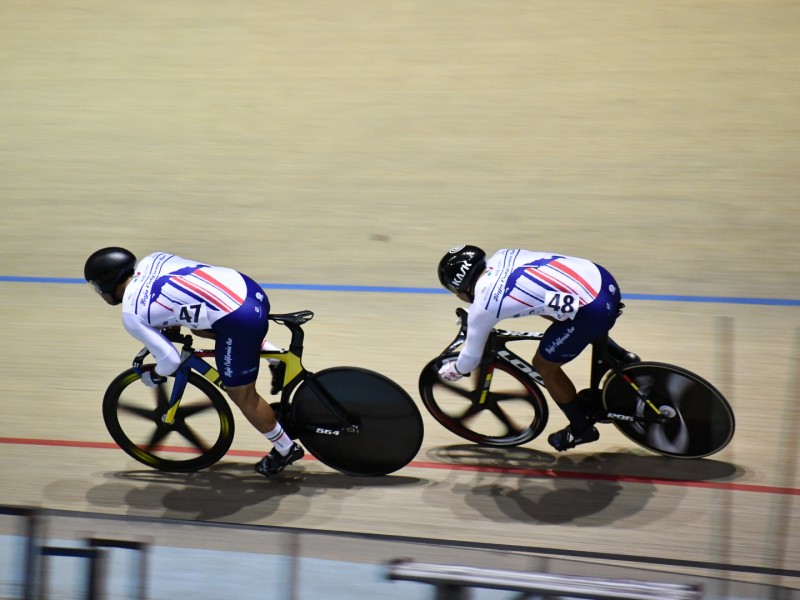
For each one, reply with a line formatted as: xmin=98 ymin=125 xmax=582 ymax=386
xmin=141 ymin=370 xmax=167 ymax=388
xmin=438 ymin=360 xmax=465 ymax=382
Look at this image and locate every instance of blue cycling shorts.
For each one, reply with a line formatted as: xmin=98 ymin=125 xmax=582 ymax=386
xmin=538 ymin=264 xmax=622 ymax=364
xmin=211 ymin=275 xmax=270 ymax=387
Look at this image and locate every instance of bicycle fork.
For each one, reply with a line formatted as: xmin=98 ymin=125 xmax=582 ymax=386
xmin=475 ymin=350 xmax=545 ymax=405
xmin=161 ymin=350 xmax=221 ymax=426
xmin=477 ymin=364 xmax=494 ymax=405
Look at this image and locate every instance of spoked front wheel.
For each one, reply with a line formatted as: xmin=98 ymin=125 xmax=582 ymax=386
xmin=418 ymin=353 xmax=549 ymax=447
xmin=291 ymin=367 xmax=424 ymax=476
xmin=103 ymin=368 xmax=235 ymax=472
xmin=602 ymin=361 xmax=735 ymax=458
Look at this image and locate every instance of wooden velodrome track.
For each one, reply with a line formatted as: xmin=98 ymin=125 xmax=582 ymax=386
xmin=1 ymin=0 xmax=798 ymax=592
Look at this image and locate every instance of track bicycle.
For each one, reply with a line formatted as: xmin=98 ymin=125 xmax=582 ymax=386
xmin=103 ymin=310 xmax=424 ymax=475
xmin=418 ymin=307 xmax=735 ymax=458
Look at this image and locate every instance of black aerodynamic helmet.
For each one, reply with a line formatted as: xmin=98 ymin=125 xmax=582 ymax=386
xmin=437 ymin=245 xmax=487 ymax=295
xmin=84 ymin=247 xmax=136 ymax=296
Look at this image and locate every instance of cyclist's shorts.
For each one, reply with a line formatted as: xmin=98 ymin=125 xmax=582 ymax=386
xmin=211 ymin=275 xmax=270 ymax=387
xmin=538 ymin=264 xmax=622 ymax=364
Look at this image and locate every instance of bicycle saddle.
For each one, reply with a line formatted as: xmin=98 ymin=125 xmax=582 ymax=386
xmin=269 ymin=310 xmax=315 ymax=325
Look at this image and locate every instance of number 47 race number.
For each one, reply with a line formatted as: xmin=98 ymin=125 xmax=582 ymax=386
xmin=173 ymin=302 xmax=211 ymax=329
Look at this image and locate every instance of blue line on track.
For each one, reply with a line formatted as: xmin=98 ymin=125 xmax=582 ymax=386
xmin=2 ymin=275 xmax=799 ymax=306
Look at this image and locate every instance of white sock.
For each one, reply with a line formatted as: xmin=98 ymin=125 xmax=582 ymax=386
xmin=264 ymin=424 xmax=293 ymax=455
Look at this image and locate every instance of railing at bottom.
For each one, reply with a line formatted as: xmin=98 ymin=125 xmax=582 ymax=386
xmin=386 ymin=559 xmax=704 ymax=600
xmin=0 ymin=507 xmax=150 ymax=600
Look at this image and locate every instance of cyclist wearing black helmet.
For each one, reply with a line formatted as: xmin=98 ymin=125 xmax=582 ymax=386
xmin=436 ymin=245 xmax=637 ymax=452
xmin=84 ymin=247 xmax=304 ymax=477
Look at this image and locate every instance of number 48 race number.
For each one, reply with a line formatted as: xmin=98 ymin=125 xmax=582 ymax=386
xmin=543 ymin=291 xmax=580 ymax=320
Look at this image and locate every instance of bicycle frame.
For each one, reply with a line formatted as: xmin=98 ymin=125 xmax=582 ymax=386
xmin=132 ymin=312 xmax=360 ymax=435
xmin=442 ymin=308 xmax=670 ymax=425
xmin=441 ymin=308 xmax=547 ymax=395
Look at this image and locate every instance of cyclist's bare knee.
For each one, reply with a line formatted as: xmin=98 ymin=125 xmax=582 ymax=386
xmin=227 ymin=382 xmax=268 ymax=411
xmin=226 ymin=381 xmax=254 ymax=400
xmin=532 ymin=351 xmax=563 ymax=375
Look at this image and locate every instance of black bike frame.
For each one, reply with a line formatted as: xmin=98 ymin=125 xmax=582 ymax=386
xmin=443 ymin=307 xmax=667 ymax=425
xmin=136 ymin=315 xmax=362 ymax=437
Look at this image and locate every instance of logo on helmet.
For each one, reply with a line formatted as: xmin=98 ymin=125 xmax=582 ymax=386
xmin=451 ymin=259 xmax=473 ymax=288
xmin=448 ymin=245 xmax=465 ymax=254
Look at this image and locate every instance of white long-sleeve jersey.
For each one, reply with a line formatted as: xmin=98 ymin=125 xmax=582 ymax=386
xmin=121 ymin=252 xmax=249 ymax=376
xmin=455 ymin=249 xmax=604 ymax=374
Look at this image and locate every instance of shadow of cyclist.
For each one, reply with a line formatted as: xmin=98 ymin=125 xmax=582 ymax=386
xmin=79 ymin=467 xmax=303 ymax=521
xmin=424 ymin=443 xmax=742 ymax=526
xmin=80 ymin=462 xmax=425 ymax=522
xmin=479 ymin=476 xmax=633 ymax=525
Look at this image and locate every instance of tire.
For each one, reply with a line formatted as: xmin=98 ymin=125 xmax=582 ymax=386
xmin=418 ymin=353 xmax=549 ymax=447
xmin=290 ymin=367 xmax=424 ymax=476
xmin=103 ymin=368 xmax=235 ymax=472
xmin=602 ymin=361 xmax=735 ymax=458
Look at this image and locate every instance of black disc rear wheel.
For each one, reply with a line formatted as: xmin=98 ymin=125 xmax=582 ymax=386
xmin=418 ymin=353 xmax=549 ymax=447
xmin=103 ymin=368 xmax=235 ymax=472
xmin=291 ymin=367 xmax=424 ymax=476
xmin=602 ymin=362 xmax=734 ymax=458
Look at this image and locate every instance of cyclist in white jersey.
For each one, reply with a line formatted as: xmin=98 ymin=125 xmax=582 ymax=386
xmin=84 ymin=247 xmax=304 ymax=477
xmin=436 ymin=245 xmax=637 ymax=451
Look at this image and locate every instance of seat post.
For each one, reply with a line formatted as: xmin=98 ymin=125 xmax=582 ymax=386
xmin=287 ymin=324 xmax=305 ymax=357
xmin=589 ymin=333 xmax=611 ymax=393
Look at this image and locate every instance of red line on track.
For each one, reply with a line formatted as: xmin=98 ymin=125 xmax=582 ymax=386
xmin=2 ymin=436 xmax=797 ymax=496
